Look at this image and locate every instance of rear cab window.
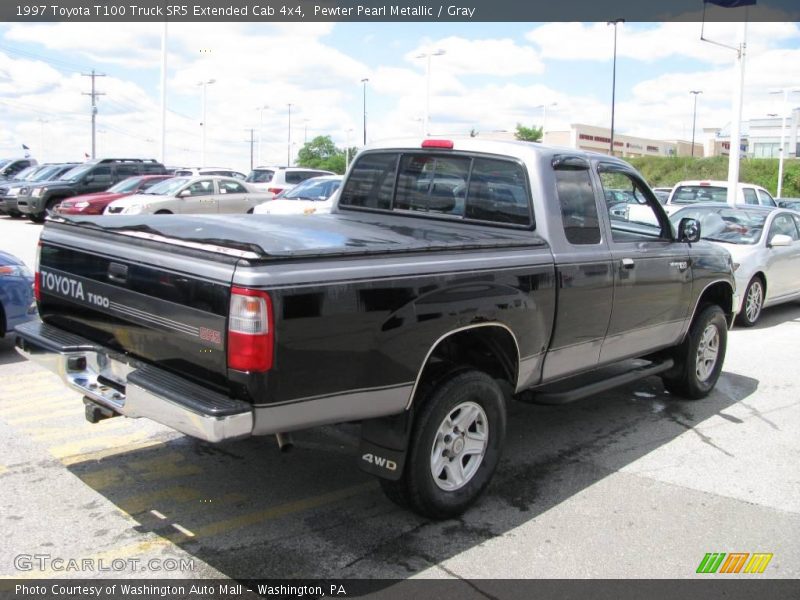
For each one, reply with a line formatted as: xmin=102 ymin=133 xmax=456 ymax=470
xmin=339 ymin=150 xmax=533 ymax=228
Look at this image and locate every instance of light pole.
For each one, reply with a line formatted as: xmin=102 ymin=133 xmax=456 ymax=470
xmin=198 ymin=78 xmax=215 ymax=167
xmin=360 ymin=78 xmax=369 ymax=145
xmin=417 ymin=50 xmax=446 ymax=136
xmin=303 ymin=118 xmax=311 ymax=144
xmin=534 ymin=102 xmax=557 ymax=138
xmin=287 ymin=103 xmax=292 ymax=167
xmin=607 ymin=19 xmax=624 ymax=156
xmin=690 ymin=90 xmax=703 ymax=157
xmin=770 ymin=87 xmax=800 ymax=198
xmin=256 ymin=104 xmax=269 ymax=166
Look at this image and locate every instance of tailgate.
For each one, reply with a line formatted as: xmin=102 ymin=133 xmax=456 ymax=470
xmin=37 ymin=223 xmax=236 ymax=391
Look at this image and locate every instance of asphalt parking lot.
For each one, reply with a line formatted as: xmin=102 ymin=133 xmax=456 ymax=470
xmin=0 ymin=215 xmax=798 ymax=581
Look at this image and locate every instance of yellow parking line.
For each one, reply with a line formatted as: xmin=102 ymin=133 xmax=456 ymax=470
xmin=0 ymin=465 xmax=7 ymax=476
xmin=191 ymin=482 xmax=374 ymax=539
xmin=0 ymin=397 xmax=76 ymax=416
xmin=76 ymin=451 xmax=204 ymax=491
xmin=6 ymin=408 xmax=80 ymax=425
xmin=47 ymin=431 xmax=159 ymax=460
xmin=59 ymin=439 xmax=166 ymax=466
xmin=9 ymin=482 xmax=374 ymax=578
xmin=27 ymin=419 xmax=131 ymax=442
xmin=114 ymin=485 xmax=205 ymax=515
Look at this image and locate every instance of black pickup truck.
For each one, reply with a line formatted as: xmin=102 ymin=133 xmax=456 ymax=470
xmin=16 ymin=139 xmax=736 ymax=518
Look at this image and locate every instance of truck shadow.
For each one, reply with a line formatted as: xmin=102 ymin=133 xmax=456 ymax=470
xmin=64 ymin=371 xmax=757 ymax=580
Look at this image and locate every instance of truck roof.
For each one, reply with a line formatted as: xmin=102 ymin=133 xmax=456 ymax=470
xmin=362 ymin=137 xmax=633 ymax=169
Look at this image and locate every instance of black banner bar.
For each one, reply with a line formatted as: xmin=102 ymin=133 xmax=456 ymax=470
xmin=3 ymin=0 xmax=799 ymax=22
xmin=2 ymin=580 xmax=800 ymax=600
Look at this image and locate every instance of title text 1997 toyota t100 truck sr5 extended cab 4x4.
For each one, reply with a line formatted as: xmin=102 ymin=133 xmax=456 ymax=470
xmin=16 ymin=139 xmax=737 ymax=518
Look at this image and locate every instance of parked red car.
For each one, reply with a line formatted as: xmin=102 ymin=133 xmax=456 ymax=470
xmin=56 ymin=175 xmax=173 ymax=215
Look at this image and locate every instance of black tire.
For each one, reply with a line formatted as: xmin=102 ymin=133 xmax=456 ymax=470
xmin=28 ymin=211 xmax=45 ymax=224
xmin=737 ymin=276 xmax=764 ymax=327
xmin=379 ymin=369 xmax=506 ymax=519
xmin=662 ymin=304 xmax=727 ymax=400
xmin=154 ymin=210 xmax=172 ymax=215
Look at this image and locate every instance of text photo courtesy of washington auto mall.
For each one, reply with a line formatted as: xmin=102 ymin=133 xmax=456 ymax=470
xmin=0 ymin=1 xmax=799 ymax=599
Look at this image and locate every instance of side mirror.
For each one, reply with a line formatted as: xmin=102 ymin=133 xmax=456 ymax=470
xmin=84 ymin=175 xmax=94 ymax=183
xmin=678 ymin=217 xmax=701 ymax=243
xmin=769 ymin=234 xmax=793 ymax=248
xmin=178 ymin=189 xmax=191 ymax=198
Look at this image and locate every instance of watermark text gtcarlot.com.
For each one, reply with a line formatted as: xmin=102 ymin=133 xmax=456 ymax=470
xmin=14 ymin=554 xmax=195 ymax=573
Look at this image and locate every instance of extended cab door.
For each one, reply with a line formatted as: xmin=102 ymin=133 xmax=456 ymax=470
xmin=595 ymin=164 xmax=692 ymax=363
xmin=541 ymin=156 xmax=614 ymax=380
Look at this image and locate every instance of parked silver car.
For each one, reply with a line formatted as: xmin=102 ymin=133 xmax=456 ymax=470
xmin=104 ymin=176 xmax=270 ymax=215
xmin=670 ymin=204 xmax=800 ymax=326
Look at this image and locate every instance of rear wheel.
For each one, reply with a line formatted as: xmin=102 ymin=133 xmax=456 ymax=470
xmin=662 ymin=304 xmax=727 ymax=400
xmin=737 ymin=276 xmax=764 ymax=327
xmin=379 ymin=369 xmax=506 ymax=519
xmin=154 ymin=210 xmax=172 ymax=215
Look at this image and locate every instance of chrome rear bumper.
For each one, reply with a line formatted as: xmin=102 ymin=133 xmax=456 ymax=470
xmin=14 ymin=320 xmax=253 ymax=443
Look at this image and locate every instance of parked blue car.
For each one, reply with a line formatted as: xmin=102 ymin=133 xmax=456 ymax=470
xmin=0 ymin=250 xmax=36 ymax=338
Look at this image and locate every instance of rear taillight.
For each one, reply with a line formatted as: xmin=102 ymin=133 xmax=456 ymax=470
xmin=267 ymin=187 xmax=284 ymax=196
xmin=227 ymin=287 xmax=273 ymax=372
xmin=34 ymin=241 xmax=42 ymax=302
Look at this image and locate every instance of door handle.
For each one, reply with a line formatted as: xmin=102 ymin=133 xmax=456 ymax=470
xmin=621 ymin=258 xmax=635 ymax=269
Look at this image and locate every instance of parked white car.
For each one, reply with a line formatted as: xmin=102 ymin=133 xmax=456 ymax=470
xmin=172 ymin=167 xmax=246 ymax=180
xmin=253 ymin=175 xmax=342 ymax=215
xmin=629 ymin=180 xmax=778 ymax=225
xmin=669 ymin=203 xmax=800 ymax=326
xmin=104 ymin=176 xmax=269 ymax=215
xmin=245 ymin=166 xmax=335 ymax=198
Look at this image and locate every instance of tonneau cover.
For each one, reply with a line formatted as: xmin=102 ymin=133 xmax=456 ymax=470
xmin=52 ymin=212 xmax=545 ymax=259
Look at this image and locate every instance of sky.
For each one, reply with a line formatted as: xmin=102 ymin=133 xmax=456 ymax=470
xmin=0 ymin=19 xmax=798 ymax=172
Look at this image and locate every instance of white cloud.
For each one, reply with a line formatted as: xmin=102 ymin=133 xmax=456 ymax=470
xmin=525 ymin=21 xmax=800 ymax=65
xmin=405 ymin=35 xmax=544 ymax=77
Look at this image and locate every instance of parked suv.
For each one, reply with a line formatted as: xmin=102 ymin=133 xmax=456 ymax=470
xmin=0 ymin=158 xmax=38 ymax=180
xmin=17 ymin=158 xmax=167 ymax=222
xmin=245 ymin=166 xmax=335 ymax=198
xmin=0 ymin=163 xmax=78 ymax=217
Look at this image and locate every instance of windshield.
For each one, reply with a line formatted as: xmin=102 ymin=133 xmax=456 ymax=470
xmin=246 ymin=169 xmax=275 ymax=183
xmin=281 ymin=178 xmax=341 ymax=200
xmin=142 ymin=177 xmax=188 ymax=195
xmin=671 ymin=185 xmax=727 ymax=204
xmin=14 ymin=166 xmax=38 ymax=180
xmin=29 ymin=165 xmax=60 ymax=181
xmin=669 ymin=207 xmax=767 ymax=245
xmin=59 ymin=164 xmax=94 ymax=182
xmin=107 ymin=177 xmax=144 ymax=193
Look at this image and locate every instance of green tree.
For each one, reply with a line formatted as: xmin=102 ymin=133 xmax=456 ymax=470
xmin=296 ymin=135 xmax=351 ymax=174
xmin=514 ymin=123 xmax=543 ymax=143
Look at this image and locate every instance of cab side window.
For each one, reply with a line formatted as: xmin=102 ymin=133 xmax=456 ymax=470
xmin=598 ymin=169 xmax=666 ymax=242
xmin=555 ymin=168 xmax=600 ymax=245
